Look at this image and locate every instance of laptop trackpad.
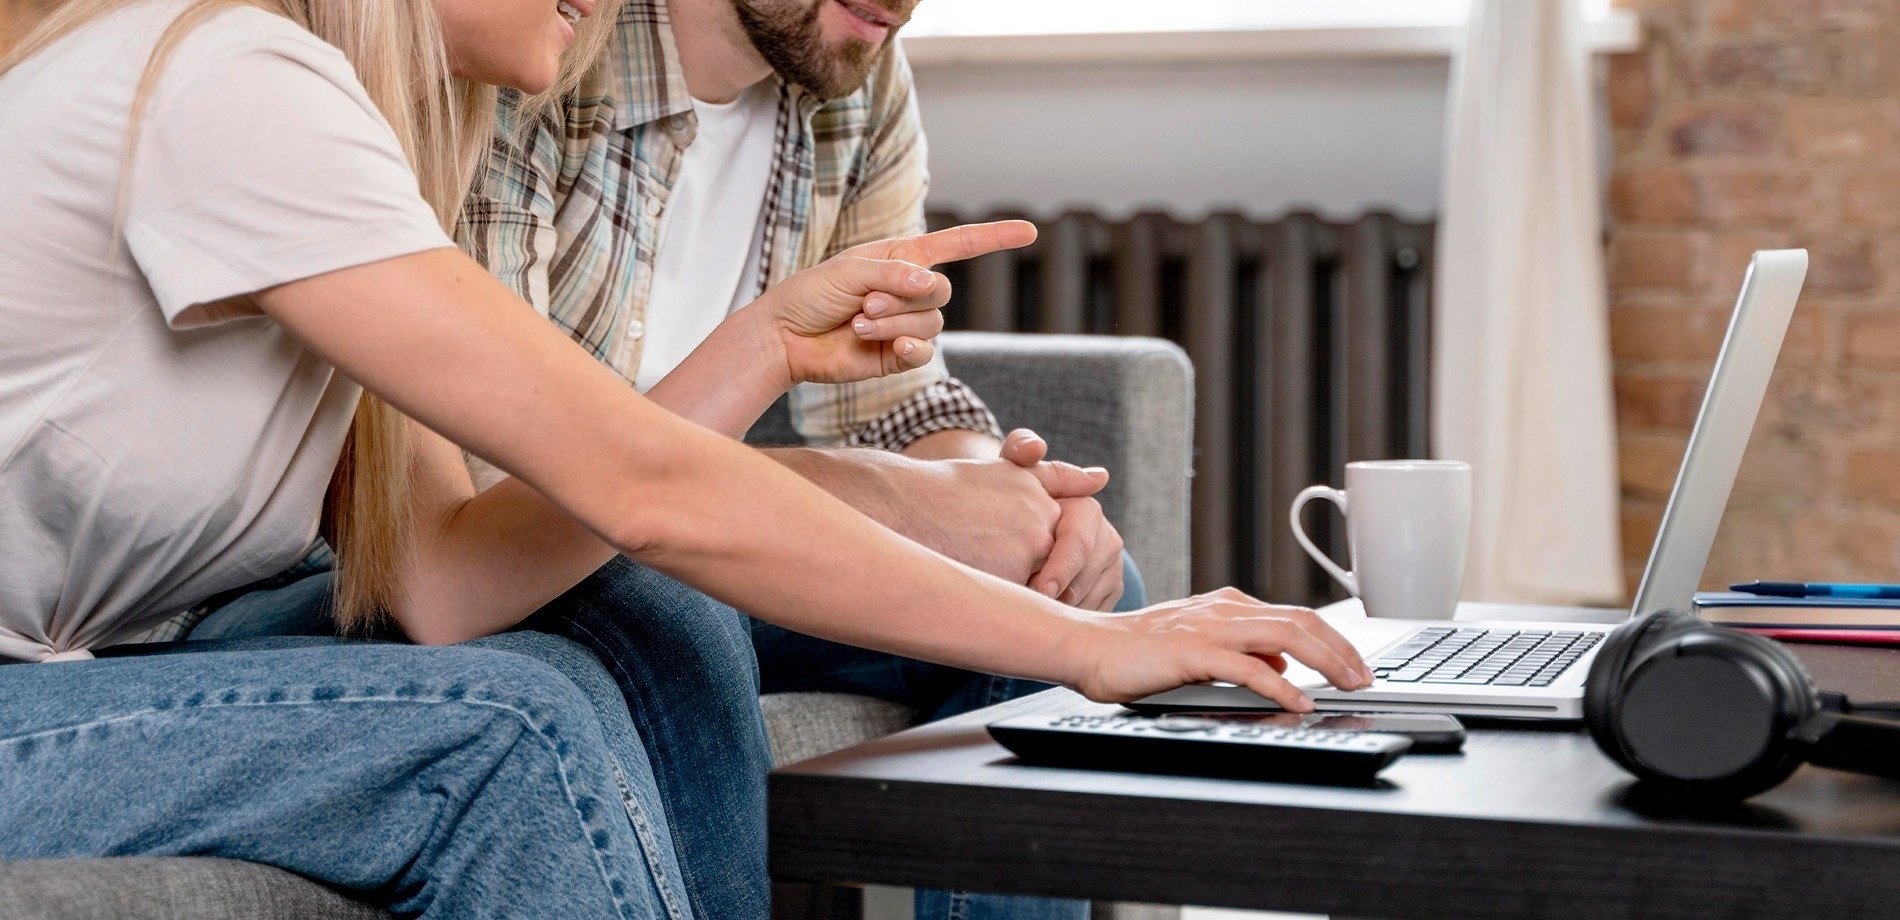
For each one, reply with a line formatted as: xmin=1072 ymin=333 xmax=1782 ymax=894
xmin=1282 ymin=614 xmax=1420 ymax=689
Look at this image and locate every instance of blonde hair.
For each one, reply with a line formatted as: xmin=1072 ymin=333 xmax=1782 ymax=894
xmin=2 ymin=0 xmax=618 ymax=632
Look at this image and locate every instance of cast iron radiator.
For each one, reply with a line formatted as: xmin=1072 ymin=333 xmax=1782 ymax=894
xmin=925 ymin=210 xmax=1436 ymax=606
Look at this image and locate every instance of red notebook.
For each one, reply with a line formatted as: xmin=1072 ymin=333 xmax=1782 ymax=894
xmin=1740 ymin=627 xmax=1900 ymax=647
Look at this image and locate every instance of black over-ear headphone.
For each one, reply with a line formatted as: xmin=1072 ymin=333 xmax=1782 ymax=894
xmin=1584 ymin=611 xmax=1900 ymax=798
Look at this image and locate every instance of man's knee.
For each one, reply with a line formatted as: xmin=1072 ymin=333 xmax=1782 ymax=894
xmin=463 ymin=631 xmax=623 ymax=701
xmin=590 ymin=556 xmax=747 ymax=630
xmin=545 ymin=556 xmax=757 ymax=679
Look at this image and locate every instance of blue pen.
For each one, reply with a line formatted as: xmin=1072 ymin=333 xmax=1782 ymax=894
xmin=1731 ymin=580 xmax=1900 ymax=600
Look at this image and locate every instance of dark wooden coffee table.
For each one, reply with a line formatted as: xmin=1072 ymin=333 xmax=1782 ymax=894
xmin=769 ymin=641 xmax=1900 ymax=920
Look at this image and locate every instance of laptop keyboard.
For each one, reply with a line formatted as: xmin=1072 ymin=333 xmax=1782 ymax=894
xmin=1367 ymin=627 xmax=1604 ymax=687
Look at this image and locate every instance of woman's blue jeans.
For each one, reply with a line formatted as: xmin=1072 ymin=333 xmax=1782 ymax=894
xmin=186 ymin=554 xmax=1146 ymax=920
xmin=0 ymin=632 xmax=692 ymax=920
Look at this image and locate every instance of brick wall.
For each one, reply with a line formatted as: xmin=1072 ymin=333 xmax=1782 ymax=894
xmin=1610 ymin=0 xmax=1900 ymax=591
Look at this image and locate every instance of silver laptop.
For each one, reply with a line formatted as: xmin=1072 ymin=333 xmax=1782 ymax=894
xmin=1137 ymin=249 xmax=1809 ymax=720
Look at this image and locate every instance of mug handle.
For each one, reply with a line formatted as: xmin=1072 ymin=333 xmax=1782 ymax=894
xmin=1289 ymin=485 xmax=1359 ymax=597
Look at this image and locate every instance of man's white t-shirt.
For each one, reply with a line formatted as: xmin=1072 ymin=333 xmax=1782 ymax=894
xmin=632 ymin=80 xmax=778 ymax=393
xmin=0 ymin=1 xmax=454 ymax=662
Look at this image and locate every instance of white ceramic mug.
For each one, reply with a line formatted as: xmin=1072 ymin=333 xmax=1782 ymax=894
xmin=1288 ymin=460 xmax=1471 ymax=620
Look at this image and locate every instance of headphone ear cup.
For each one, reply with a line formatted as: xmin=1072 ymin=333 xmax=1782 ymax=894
xmin=1585 ymin=610 xmax=1706 ymax=773
xmin=1722 ymin=627 xmax=1820 ymax=715
xmin=1614 ymin=626 xmax=1817 ymax=798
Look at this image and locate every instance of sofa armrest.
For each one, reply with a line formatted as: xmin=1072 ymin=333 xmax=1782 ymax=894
xmin=938 ymin=332 xmax=1193 ymax=603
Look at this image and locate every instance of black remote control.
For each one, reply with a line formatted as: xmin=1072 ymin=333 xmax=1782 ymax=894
xmin=988 ymin=712 xmax=1412 ymax=784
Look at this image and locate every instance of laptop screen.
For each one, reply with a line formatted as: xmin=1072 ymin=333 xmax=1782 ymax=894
xmin=1629 ymin=250 xmax=1807 ymax=618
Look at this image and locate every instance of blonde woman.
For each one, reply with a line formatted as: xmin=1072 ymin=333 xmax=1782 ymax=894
xmin=0 ymin=0 xmax=1371 ymax=917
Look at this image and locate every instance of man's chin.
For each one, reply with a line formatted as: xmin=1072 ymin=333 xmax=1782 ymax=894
xmin=803 ymin=43 xmax=882 ymax=98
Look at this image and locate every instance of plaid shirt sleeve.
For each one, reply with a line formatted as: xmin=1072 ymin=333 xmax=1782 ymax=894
xmin=788 ymin=44 xmax=1004 ymax=450
xmin=456 ymin=90 xmax=564 ymax=315
xmin=454 ymin=91 xmax=567 ymax=489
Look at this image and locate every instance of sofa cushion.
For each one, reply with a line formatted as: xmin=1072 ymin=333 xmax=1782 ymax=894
xmin=761 ymin=691 xmax=916 ymax=766
xmin=0 ymin=857 xmax=386 ymax=920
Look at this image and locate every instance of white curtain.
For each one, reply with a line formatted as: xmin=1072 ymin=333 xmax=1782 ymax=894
xmin=1433 ymin=0 xmax=1623 ymax=605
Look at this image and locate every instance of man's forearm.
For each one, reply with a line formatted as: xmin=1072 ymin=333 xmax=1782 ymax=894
xmin=764 ymin=446 xmax=923 ymax=537
xmin=901 ymin=427 xmax=1002 ymax=461
xmin=763 ymin=442 xmax=1064 ymax=587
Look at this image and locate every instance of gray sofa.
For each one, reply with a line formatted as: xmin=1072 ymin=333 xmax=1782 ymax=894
xmin=0 ymin=332 xmax=1195 ymax=920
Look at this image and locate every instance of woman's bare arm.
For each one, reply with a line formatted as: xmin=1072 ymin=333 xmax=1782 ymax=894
xmin=256 ymin=246 xmax=1371 ymax=706
xmin=389 ymin=223 xmax=1030 ymax=637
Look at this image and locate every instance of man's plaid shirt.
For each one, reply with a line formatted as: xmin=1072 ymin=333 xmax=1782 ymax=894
xmin=456 ymin=0 xmax=1001 ymax=451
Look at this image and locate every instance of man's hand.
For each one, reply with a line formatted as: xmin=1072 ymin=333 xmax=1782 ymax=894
xmin=908 ymin=452 xmax=1108 ymax=586
xmin=772 ymin=441 xmax=1103 ymax=588
xmin=1000 ymin=430 xmax=1126 ymax=611
xmin=740 ymin=221 xmax=1037 ymax=388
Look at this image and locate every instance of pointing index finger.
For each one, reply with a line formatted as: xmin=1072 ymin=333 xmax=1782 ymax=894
xmin=885 ymin=220 xmax=1037 ymax=267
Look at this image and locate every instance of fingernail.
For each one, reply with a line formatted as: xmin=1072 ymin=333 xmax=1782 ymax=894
xmin=908 ymin=269 xmax=934 ymax=289
xmin=1291 ymin=693 xmax=1315 ymax=713
xmin=852 ymin=318 xmax=874 ymax=336
xmin=901 ymin=341 xmax=916 ymax=356
xmin=1358 ymin=667 xmax=1376 ymax=688
xmin=1042 ymin=580 xmax=1060 ymax=597
xmin=1084 ymin=466 xmax=1108 ymax=477
xmin=865 ymin=294 xmax=890 ymax=317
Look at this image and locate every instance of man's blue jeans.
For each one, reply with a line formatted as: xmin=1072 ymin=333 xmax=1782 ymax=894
xmin=0 ymin=633 xmax=691 ymax=920
xmin=190 ymin=555 xmax=1146 ymax=920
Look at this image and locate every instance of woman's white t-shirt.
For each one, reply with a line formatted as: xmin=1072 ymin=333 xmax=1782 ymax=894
xmin=0 ymin=1 xmax=454 ymax=662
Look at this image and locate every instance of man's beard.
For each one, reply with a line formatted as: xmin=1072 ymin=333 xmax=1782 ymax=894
xmin=733 ymin=0 xmax=902 ymax=100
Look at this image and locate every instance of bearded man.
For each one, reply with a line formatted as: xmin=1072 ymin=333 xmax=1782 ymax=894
xmin=458 ymin=2 xmax=1139 ymax=920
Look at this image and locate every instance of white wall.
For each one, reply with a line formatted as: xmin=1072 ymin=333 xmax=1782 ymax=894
xmin=912 ymin=56 xmax=1451 ymax=223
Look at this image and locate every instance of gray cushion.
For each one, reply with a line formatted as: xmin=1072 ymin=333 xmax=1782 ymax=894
xmin=761 ymin=692 xmax=918 ymax=767
xmin=0 ymin=858 xmax=385 ymax=920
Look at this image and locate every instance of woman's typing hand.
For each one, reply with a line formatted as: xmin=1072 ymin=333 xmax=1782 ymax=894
xmin=1060 ymin=590 xmax=1375 ymax=710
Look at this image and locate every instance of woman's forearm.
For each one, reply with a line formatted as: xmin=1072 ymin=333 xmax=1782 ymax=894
xmin=395 ymin=438 xmax=962 ymax=646
xmin=403 ymin=433 xmax=992 ymax=645
xmin=623 ymin=429 xmax=1095 ymax=681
